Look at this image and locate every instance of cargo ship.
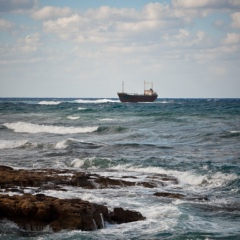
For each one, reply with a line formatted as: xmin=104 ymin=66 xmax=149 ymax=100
xmin=117 ymin=81 xmax=158 ymax=103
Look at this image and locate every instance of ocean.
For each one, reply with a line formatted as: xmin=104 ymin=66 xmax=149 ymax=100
xmin=0 ymin=98 xmax=239 ymax=240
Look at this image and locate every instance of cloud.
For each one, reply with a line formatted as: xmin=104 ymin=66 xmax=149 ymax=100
xmin=0 ymin=18 xmax=15 ymax=30
xmin=172 ymin=0 xmax=240 ymax=9
xmin=42 ymin=3 xmax=189 ymax=44
xmin=0 ymin=0 xmax=38 ymax=13
xmin=231 ymin=12 xmax=240 ymax=28
xmin=222 ymin=32 xmax=240 ymax=44
xmin=31 ymin=6 xmax=73 ymax=20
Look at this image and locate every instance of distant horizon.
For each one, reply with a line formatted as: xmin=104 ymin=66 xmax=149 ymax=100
xmin=1 ymin=97 xmax=239 ymax=99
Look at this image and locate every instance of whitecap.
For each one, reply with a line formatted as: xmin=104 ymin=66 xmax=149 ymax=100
xmin=230 ymin=130 xmax=240 ymax=133
xmin=110 ymin=165 xmax=238 ymax=189
xmin=0 ymin=140 xmax=28 ymax=149
xmin=75 ymin=99 xmax=119 ymax=104
xmin=55 ymin=140 xmax=68 ymax=149
xmin=67 ymin=116 xmax=80 ymax=120
xmin=70 ymin=158 xmax=85 ymax=168
xmin=38 ymin=101 xmax=61 ymax=105
xmin=4 ymin=122 xmax=98 ymax=134
xmin=100 ymin=118 xmax=115 ymax=121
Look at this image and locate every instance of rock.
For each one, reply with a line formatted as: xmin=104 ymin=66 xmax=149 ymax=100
xmin=154 ymin=192 xmax=185 ymax=199
xmin=110 ymin=207 xmax=146 ymax=224
xmin=0 ymin=194 xmax=109 ymax=231
xmin=70 ymin=173 xmax=96 ymax=189
xmin=0 ymin=194 xmax=146 ymax=232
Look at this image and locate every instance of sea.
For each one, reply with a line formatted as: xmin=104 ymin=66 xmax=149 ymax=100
xmin=0 ymin=98 xmax=239 ymax=240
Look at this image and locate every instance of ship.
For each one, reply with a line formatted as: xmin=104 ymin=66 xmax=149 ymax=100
xmin=117 ymin=81 xmax=158 ymax=103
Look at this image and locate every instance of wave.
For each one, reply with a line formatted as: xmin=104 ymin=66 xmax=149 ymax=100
xmin=0 ymin=140 xmax=28 ymax=149
xmin=38 ymin=101 xmax=61 ymax=105
xmin=54 ymin=138 xmax=105 ymax=150
xmin=99 ymin=118 xmax=115 ymax=122
xmin=67 ymin=116 xmax=80 ymax=120
xmin=3 ymin=122 xmax=98 ymax=134
xmin=110 ymin=165 xmax=238 ymax=189
xmin=75 ymin=99 xmax=120 ymax=104
xmin=97 ymin=126 xmax=127 ymax=133
xmin=70 ymin=157 xmax=112 ymax=169
xmin=158 ymin=100 xmax=175 ymax=104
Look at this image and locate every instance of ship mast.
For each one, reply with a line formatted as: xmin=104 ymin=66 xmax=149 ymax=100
xmin=122 ymin=81 xmax=124 ymax=93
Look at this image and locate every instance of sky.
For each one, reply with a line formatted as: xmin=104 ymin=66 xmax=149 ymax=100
xmin=0 ymin=0 xmax=240 ymax=98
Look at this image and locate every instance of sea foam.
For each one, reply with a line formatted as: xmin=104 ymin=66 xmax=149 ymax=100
xmin=38 ymin=101 xmax=61 ymax=105
xmin=110 ymin=165 xmax=238 ymax=189
xmin=0 ymin=140 xmax=28 ymax=149
xmin=67 ymin=116 xmax=80 ymax=120
xmin=4 ymin=122 xmax=98 ymax=134
xmin=75 ymin=99 xmax=119 ymax=104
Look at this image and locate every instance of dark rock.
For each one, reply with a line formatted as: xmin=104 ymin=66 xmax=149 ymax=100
xmin=95 ymin=176 xmax=135 ymax=188
xmin=70 ymin=173 xmax=96 ymax=189
xmin=0 ymin=194 xmax=109 ymax=232
xmin=110 ymin=207 xmax=146 ymax=224
xmin=154 ymin=192 xmax=185 ymax=199
xmin=0 ymin=194 xmax=145 ymax=232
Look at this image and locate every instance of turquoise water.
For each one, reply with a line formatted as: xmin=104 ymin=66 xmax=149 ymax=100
xmin=0 ymin=98 xmax=239 ymax=239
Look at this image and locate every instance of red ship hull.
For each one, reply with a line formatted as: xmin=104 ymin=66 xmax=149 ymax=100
xmin=117 ymin=93 xmax=158 ymax=103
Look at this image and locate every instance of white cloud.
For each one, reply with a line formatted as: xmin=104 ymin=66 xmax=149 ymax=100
xmin=222 ymin=32 xmax=240 ymax=44
xmin=0 ymin=18 xmax=15 ymax=30
xmin=231 ymin=12 xmax=240 ymax=28
xmin=42 ymin=3 xmax=189 ymax=44
xmin=31 ymin=6 xmax=73 ymax=20
xmin=172 ymin=0 xmax=240 ymax=9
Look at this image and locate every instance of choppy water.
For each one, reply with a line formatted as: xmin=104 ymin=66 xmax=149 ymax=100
xmin=0 ymin=98 xmax=239 ymax=240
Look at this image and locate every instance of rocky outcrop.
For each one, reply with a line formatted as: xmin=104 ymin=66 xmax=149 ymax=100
xmin=154 ymin=192 xmax=209 ymax=201
xmin=0 ymin=165 xmax=147 ymax=232
xmin=0 ymin=165 xmax=156 ymax=191
xmin=154 ymin=192 xmax=185 ymax=199
xmin=0 ymin=193 xmax=105 ymax=231
xmin=0 ymin=194 xmax=145 ymax=232
xmin=110 ymin=207 xmax=146 ymax=224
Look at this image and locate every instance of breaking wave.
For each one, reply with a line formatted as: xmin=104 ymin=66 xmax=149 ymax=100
xmin=0 ymin=140 xmax=28 ymax=149
xmin=3 ymin=122 xmax=98 ymax=134
xmin=75 ymin=99 xmax=119 ymax=104
xmin=67 ymin=116 xmax=80 ymax=120
xmin=38 ymin=101 xmax=61 ymax=105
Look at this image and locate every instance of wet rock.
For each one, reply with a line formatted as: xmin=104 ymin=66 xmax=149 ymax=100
xmin=70 ymin=173 xmax=96 ymax=189
xmin=154 ymin=192 xmax=185 ymax=199
xmin=0 ymin=194 xmax=145 ymax=232
xmin=0 ymin=165 xmax=150 ymax=231
xmin=110 ymin=207 xmax=146 ymax=224
xmin=0 ymin=194 xmax=109 ymax=232
xmin=95 ymin=176 xmax=135 ymax=188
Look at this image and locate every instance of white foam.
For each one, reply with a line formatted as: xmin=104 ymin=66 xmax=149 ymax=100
xmin=70 ymin=158 xmax=85 ymax=168
xmin=100 ymin=118 xmax=115 ymax=121
xmin=4 ymin=122 xmax=98 ymax=134
xmin=158 ymin=100 xmax=174 ymax=104
xmin=110 ymin=165 xmax=238 ymax=189
xmin=75 ymin=99 xmax=119 ymax=104
xmin=0 ymin=140 xmax=28 ymax=149
xmin=55 ymin=140 xmax=68 ymax=149
xmin=67 ymin=116 xmax=80 ymax=120
xmin=230 ymin=130 xmax=240 ymax=133
xmin=38 ymin=101 xmax=61 ymax=105
xmin=77 ymin=107 xmax=86 ymax=110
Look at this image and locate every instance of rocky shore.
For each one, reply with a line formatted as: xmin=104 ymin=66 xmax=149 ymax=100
xmin=0 ymin=165 xmax=208 ymax=232
xmin=0 ymin=165 xmax=147 ymax=232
